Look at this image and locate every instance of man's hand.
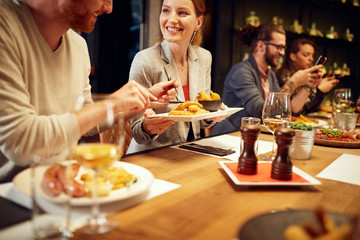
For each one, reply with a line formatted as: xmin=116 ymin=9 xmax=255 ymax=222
xmin=110 ymin=80 xmax=157 ymax=112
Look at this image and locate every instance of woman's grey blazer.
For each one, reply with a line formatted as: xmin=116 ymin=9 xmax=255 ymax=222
xmin=127 ymin=40 xmax=215 ymax=154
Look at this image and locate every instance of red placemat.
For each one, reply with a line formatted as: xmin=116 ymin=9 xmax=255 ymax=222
xmin=224 ymin=162 xmax=310 ymax=183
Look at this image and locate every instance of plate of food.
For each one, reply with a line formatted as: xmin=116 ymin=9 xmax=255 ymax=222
xmin=291 ymin=114 xmax=328 ymax=128
xmin=238 ymin=208 xmax=359 ymax=240
xmin=148 ymin=103 xmax=243 ymax=122
xmin=307 ymin=111 xmax=332 ymax=119
xmin=315 ymin=128 xmax=360 ymax=148
xmin=219 ymin=161 xmax=321 ymax=186
xmin=13 ymin=161 xmax=154 ymax=206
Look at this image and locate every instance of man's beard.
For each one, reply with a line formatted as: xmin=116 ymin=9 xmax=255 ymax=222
xmin=264 ymin=46 xmax=279 ymax=68
xmin=61 ymin=3 xmax=96 ymax=33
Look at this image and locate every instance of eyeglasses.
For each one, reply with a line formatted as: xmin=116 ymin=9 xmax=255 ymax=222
xmin=262 ymin=40 xmax=287 ymax=52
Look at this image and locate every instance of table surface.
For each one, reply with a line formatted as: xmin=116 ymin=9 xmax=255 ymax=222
xmin=72 ymin=132 xmax=360 ymax=240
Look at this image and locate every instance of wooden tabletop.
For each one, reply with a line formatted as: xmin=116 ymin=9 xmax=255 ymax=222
xmin=72 ymin=132 xmax=360 ymax=240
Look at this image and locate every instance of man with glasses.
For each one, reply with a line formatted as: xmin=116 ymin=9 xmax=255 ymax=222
xmin=210 ymin=23 xmax=322 ymax=135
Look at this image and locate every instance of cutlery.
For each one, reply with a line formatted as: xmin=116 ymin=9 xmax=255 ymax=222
xmin=179 ymin=143 xmax=235 ymax=156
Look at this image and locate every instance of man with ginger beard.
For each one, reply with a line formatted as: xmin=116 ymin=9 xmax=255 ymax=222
xmin=0 ymin=0 xmax=178 ymax=182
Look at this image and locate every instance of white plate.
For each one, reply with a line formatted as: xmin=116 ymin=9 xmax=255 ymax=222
xmin=307 ymin=112 xmax=332 ymax=119
xmin=219 ymin=161 xmax=321 ymax=186
xmin=13 ymin=161 xmax=154 ymax=206
xmin=291 ymin=119 xmax=328 ymax=128
xmin=147 ymin=107 xmax=243 ymax=122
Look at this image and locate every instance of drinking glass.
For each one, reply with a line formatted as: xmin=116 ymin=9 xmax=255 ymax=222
xmin=31 ymin=155 xmax=75 ymax=240
xmin=72 ymin=97 xmax=125 ymax=234
xmin=261 ymin=92 xmax=292 ymax=161
xmin=240 ymin=117 xmax=261 ymax=156
xmin=332 ymin=88 xmax=352 ymax=128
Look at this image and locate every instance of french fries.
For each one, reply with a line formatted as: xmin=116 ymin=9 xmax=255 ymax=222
xmin=196 ymin=90 xmax=221 ymax=101
xmin=80 ymin=166 xmax=134 ymax=197
xmin=284 ymin=207 xmax=359 ymax=240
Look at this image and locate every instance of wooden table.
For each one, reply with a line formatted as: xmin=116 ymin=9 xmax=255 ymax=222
xmin=72 ymin=132 xmax=360 ymax=240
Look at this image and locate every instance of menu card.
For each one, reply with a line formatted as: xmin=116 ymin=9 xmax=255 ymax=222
xmin=317 ymin=154 xmax=360 ymax=186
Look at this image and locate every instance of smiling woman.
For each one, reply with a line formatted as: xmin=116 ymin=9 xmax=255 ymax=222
xmin=127 ymin=0 xmax=229 ymax=154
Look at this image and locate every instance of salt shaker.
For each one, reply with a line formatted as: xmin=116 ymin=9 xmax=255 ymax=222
xmin=237 ymin=124 xmax=260 ymax=175
xmin=271 ymin=127 xmax=295 ymax=180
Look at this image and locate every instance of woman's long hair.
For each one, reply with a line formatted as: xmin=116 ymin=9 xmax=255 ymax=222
xmin=157 ymin=0 xmax=206 ymax=46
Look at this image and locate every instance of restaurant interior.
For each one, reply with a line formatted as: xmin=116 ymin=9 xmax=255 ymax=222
xmin=1 ymin=0 xmax=360 ymax=239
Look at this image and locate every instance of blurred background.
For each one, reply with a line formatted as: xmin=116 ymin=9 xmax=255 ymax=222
xmin=82 ymin=0 xmax=360 ymax=105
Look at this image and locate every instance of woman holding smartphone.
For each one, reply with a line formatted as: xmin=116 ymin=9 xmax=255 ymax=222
xmin=276 ymin=38 xmax=339 ymax=115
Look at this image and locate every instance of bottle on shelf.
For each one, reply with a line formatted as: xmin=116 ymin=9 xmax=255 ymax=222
xmin=309 ymin=23 xmax=324 ymax=37
xmin=246 ymin=11 xmax=260 ymax=27
xmin=341 ymin=63 xmax=351 ymax=76
xmin=333 ymin=62 xmax=342 ymax=77
xmin=290 ymin=20 xmax=304 ymax=34
xmin=326 ymin=26 xmax=338 ymax=39
xmin=344 ymin=28 xmax=354 ymax=42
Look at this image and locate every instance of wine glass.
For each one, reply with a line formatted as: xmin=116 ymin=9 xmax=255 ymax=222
xmin=261 ymin=92 xmax=292 ymax=161
xmin=332 ymin=88 xmax=352 ymax=128
xmin=72 ymin=97 xmax=124 ymax=234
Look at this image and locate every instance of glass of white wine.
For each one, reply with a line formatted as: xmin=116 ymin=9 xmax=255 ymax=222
xmin=261 ymin=92 xmax=292 ymax=161
xmin=72 ymin=97 xmax=124 ymax=234
xmin=332 ymin=88 xmax=352 ymax=128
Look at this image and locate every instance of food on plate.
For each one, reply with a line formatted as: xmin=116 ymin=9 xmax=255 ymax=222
xmin=169 ymin=101 xmax=209 ymax=116
xmin=290 ymin=122 xmax=313 ymax=131
xmin=42 ymin=163 xmax=136 ymax=198
xmin=292 ymin=114 xmax=319 ymax=124
xmin=284 ymin=207 xmax=358 ymax=240
xmin=81 ymin=166 xmax=135 ymax=197
xmin=315 ymin=128 xmax=360 ymax=141
xmin=42 ymin=163 xmax=85 ymax=197
xmin=196 ymin=90 xmax=221 ymax=101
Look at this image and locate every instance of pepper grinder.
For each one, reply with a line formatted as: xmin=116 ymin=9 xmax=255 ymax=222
xmin=271 ymin=127 xmax=295 ymax=180
xmin=238 ymin=124 xmax=260 ymax=175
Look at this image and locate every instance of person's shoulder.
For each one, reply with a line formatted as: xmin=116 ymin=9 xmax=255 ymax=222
xmin=134 ymin=43 xmax=161 ymax=59
xmin=0 ymin=0 xmax=26 ymax=25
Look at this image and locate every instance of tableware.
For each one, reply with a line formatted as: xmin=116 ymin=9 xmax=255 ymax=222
xmin=261 ymin=92 xmax=292 ymax=161
xmin=150 ymin=100 xmax=184 ymax=104
xmin=336 ymin=112 xmax=359 ymax=130
xmin=240 ymin=117 xmax=261 ymax=156
xmin=179 ymin=143 xmax=235 ymax=156
xmin=332 ymin=88 xmax=352 ymax=128
xmin=147 ymin=107 xmax=243 ymax=122
xmin=72 ymin=97 xmax=125 ymax=234
xmin=238 ymin=210 xmax=359 ymax=240
xmin=314 ymin=138 xmax=360 ymax=148
xmin=306 ymin=111 xmax=332 ymax=119
xmin=13 ymin=161 xmax=154 ymax=206
xmin=218 ymin=161 xmax=321 ymax=186
xmin=198 ymin=99 xmax=222 ymax=112
xmin=289 ymin=130 xmax=316 ymax=160
xmin=31 ymin=156 xmax=73 ymax=240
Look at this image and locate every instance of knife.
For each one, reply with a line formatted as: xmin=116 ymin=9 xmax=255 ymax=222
xmin=151 ymin=100 xmax=184 ymax=104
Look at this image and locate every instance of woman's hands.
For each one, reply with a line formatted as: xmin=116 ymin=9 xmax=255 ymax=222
xmin=318 ymin=72 xmax=340 ymax=93
xmin=142 ymin=109 xmax=176 ymax=136
xmin=290 ymin=65 xmax=323 ymax=89
xmin=204 ymin=103 xmax=229 ymax=123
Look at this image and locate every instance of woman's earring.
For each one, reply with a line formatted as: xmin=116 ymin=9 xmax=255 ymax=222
xmin=190 ymin=30 xmax=197 ymax=43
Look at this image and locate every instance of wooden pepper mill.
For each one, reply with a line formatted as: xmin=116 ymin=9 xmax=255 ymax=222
xmin=271 ymin=127 xmax=295 ymax=180
xmin=238 ymin=124 xmax=260 ymax=175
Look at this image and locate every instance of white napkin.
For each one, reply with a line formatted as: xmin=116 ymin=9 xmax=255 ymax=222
xmin=317 ymin=154 xmax=360 ymax=186
xmin=172 ymin=134 xmax=273 ymax=161
xmin=0 ymin=179 xmax=180 ymax=240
